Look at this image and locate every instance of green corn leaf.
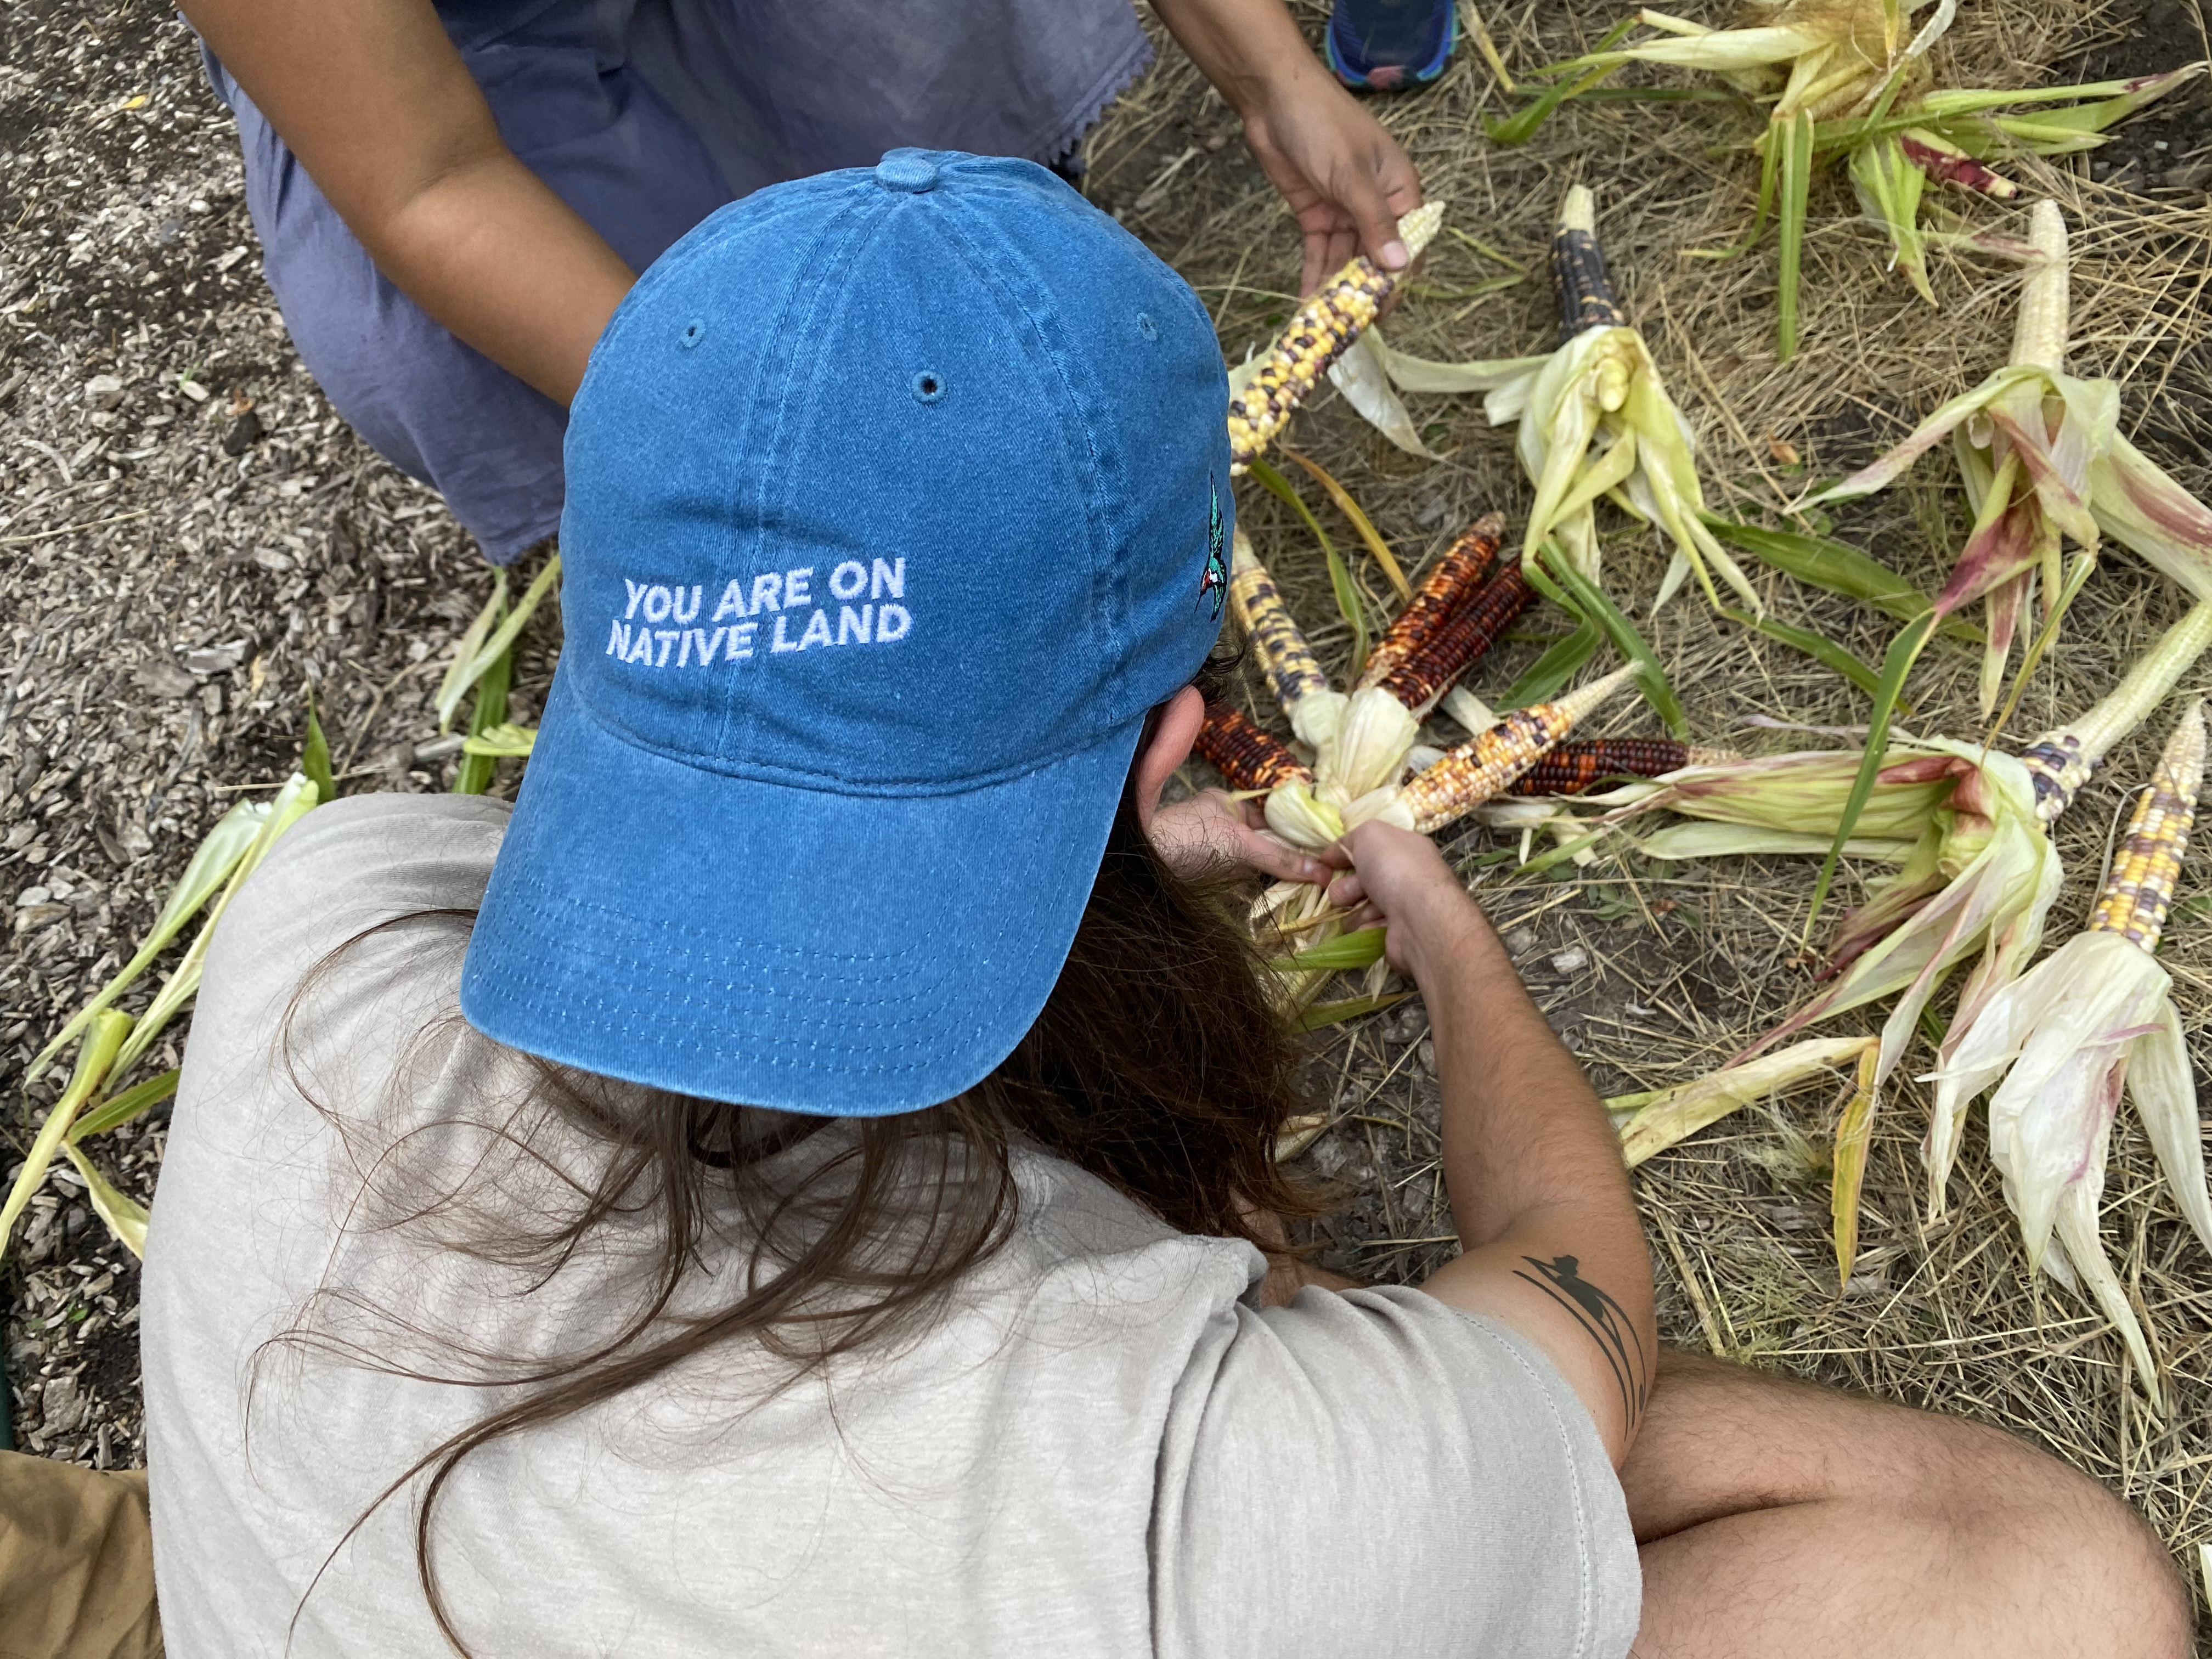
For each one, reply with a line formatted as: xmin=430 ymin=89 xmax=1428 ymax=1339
xmin=1688 ymin=120 xmax=1784 ymax=263
xmin=434 ymin=568 xmax=507 ymax=733
xmin=462 ymin=723 xmax=538 ymax=760
xmin=453 ymin=637 xmax=514 ymax=797
xmin=1717 ymin=607 xmax=1887 ymax=702
xmin=1806 ymin=611 xmax=1938 ymax=940
xmin=68 ymin=1069 xmax=180 ymax=1144
xmin=435 ymin=554 xmax=561 ymax=732
xmin=1443 ymin=228 xmax=1530 ymax=273
xmin=1564 ymin=86 xmax=1741 ymax=105
xmin=2 ymin=1011 xmax=131 ymax=1260
xmin=1702 ymin=517 xmax=1979 ymax=639
xmin=302 ymin=698 xmax=336 ymax=805
xmin=1485 ymin=59 xmax=1626 ymax=144
xmin=1271 ymin=926 xmax=1389 ymax=974
xmin=1987 ymin=548 xmax=2096 ymax=740
xmin=22 ymin=799 xmax=269 ymax=1085
xmin=108 ymin=772 xmax=321 ymax=1082
xmin=63 ymin=1143 xmax=148 ymax=1259
xmin=1516 ymin=824 xmax=1615 ymax=878
xmin=1295 ymin=991 xmax=1409 ymax=1031
xmin=1246 ymin=458 xmax=1368 ymax=670
xmin=1284 ymin=450 xmax=1412 ymax=601
xmin=1504 ymin=617 xmax=1605 ymax=708
xmin=1776 ymin=108 xmax=1816 ymax=363
xmin=1526 ymin=545 xmax=1689 ymax=737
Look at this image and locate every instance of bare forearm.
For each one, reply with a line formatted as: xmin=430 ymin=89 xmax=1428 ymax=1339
xmin=1408 ymin=905 xmax=1655 ymax=1453
xmin=1416 ymin=913 xmax=1638 ymax=1244
xmin=368 ymin=155 xmax=631 ymax=403
xmin=184 ymin=0 xmax=631 ymax=404
xmin=1148 ymin=0 xmax=1324 ymax=114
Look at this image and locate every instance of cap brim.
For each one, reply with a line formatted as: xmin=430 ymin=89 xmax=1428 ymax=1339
xmin=459 ymin=672 xmax=1139 ymax=1115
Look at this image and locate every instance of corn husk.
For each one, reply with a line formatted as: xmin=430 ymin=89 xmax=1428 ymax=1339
xmin=1812 ymin=203 xmax=2212 ymax=716
xmin=1616 ymin=1035 xmax=1876 ymax=1167
xmin=9 ymin=768 xmax=321 ymax=1258
xmin=1493 ymin=0 xmax=2202 ymax=358
xmin=1922 ymin=928 xmax=2200 ymax=1413
xmin=1928 ymin=703 xmax=2212 ymax=1243
xmin=1366 ymin=189 xmax=1759 ymax=617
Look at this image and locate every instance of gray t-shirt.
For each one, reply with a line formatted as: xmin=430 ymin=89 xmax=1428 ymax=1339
xmin=141 ymin=795 xmax=1639 ymax=1657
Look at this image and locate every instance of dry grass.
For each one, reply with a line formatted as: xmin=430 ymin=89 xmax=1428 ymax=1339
xmin=1092 ymin=0 xmax=2212 ymax=1605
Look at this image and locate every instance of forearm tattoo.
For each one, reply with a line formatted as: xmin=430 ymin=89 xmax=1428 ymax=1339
xmin=1514 ymin=1254 xmax=1649 ymax=1427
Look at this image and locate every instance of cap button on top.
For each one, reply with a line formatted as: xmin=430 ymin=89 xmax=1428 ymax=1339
xmin=876 ymin=153 xmax=939 ymax=194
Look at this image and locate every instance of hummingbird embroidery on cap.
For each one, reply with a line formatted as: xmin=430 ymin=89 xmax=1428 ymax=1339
xmin=1199 ymin=479 xmax=1227 ymax=618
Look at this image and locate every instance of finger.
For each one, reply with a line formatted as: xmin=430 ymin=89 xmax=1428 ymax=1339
xmin=1239 ymin=826 xmax=1334 ymax=888
xmin=1327 ymin=870 xmax=1367 ymax=910
xmin=1300 ymin=232 xmax=1331 ymax=301
xmin=1336 ymin=164 xmax=1412 ymax=274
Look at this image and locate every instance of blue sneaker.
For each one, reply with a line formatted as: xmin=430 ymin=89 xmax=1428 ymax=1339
xmin=1327 ymin=0 xmax=1458 ymax=90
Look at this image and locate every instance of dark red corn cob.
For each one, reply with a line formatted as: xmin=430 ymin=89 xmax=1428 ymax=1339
xmin=1376 ymin=562 xmax=1538 ymax=716
xmin=1195 ymin=704 xmax=1313 ymax=792
xmin=1357 ymin=512 xmax=1506 ymax=693
xmin=1506 ymin=739 xmax=1739 ymax=796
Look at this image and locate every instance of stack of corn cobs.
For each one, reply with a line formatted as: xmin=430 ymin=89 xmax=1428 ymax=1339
xmin=1206 ymin=116 xmax=2212 ymax=1411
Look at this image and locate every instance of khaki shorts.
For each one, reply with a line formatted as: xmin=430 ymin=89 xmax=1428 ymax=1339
xmin=0 ymin=1451 xmax=161 ymax=1659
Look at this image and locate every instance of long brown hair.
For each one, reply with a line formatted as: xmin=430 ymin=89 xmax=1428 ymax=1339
xmin=268 ymin=719 xmax=1322 ymax=1654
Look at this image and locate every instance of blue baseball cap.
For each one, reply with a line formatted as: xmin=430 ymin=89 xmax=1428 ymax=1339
xmin=459 ymin=150 xmax=1232 ymax=1115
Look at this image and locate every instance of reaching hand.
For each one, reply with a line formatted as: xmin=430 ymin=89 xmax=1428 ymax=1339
xmin=1239 ymin=65 xmax=1425 ymax=296
xmin=1148 ymin=788 xmax=1337 ymax=887
xmin=1329 ymin=819 xmax=1487 ymax=979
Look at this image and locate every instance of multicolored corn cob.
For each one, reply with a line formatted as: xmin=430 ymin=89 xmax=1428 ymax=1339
xmin=1356 ymin=513 xmax=1505 ymax=693
xmin=1375 ymin=562 xmax=1537 ymax=718
xmin=1226 ymin=202 xmax=1446 ymax=472
xmin=1400 ymin=665 xmax=1637 ymax=834
xmin=1195 ymin=704 xmax=1313 ymax=793
xmin=2016 ymin=605 xmax=2212 ymax=822
xmin=2087 ymin=702 xmax=2205 ymax=950
xmin=1551 ymin=187 xmax=1623 ymax=344
xmin=1227 ymin=529 xmax=1331 ymax=724
xmin=1505 ymin=740 xmax=1742 ymax=797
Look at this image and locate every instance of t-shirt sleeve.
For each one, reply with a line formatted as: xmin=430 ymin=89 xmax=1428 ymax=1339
xmin=1150 ymin=1283 xmax=1641 ymax=1659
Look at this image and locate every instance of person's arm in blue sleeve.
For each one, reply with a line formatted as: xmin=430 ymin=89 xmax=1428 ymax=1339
xmin=181 ymin=0 xmax=636 ymax=406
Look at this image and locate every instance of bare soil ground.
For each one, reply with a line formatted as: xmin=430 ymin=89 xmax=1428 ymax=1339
xmin=5 ymin=0 xmax=2212 ymax=1634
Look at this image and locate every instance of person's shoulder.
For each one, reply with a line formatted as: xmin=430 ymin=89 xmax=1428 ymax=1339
xmin=231 ymin=792 xmax=510 ymax=934
xmin=195 ymin=793 xmax=509 ymax=1022
xmin=995 ymin=1143 xmax=1268 ymax=1317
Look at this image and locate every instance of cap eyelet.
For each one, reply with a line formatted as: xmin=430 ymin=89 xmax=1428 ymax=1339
xmin=911 ymin=370 xmax=946 ymax=404
xmin=679 ymin=319 xmax=707 ymax=349
xmin=1136 ymin=312 xmax=1157 ymax=340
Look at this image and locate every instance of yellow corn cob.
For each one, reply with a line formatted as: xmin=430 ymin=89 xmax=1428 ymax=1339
xmin=1226 ymin=202 xmax=1445 ymax=472
xmin=1227 ymin=528 xmax=1331 ymax=722
xmin=2088 ymin=702 xmax=2206 ymax=951
xmin=1400 ymin=665 xmax=1637 ymax=834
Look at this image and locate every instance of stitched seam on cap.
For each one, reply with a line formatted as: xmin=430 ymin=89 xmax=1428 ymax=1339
xmin=560 ymin=671 xmax=1146 ymax=799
